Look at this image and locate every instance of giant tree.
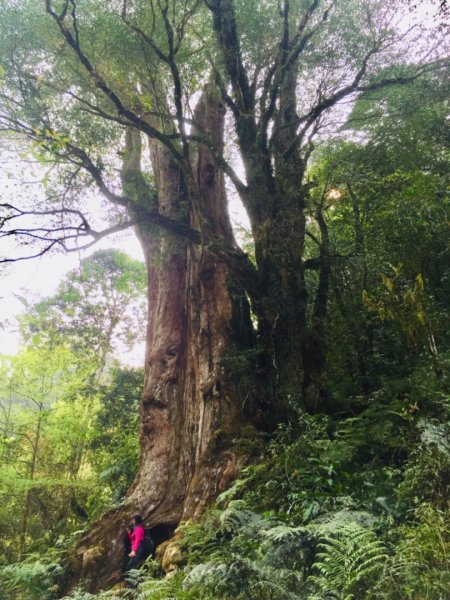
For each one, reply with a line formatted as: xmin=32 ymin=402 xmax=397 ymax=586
xmin=0 ymin=0 xmax=447 ymax=591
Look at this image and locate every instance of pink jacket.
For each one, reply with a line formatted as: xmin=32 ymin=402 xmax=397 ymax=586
xmin=128 ymin=525 xmax=144 ymax=553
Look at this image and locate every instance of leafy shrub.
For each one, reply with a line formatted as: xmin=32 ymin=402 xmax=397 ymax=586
xmin=0 ymin=552 xmax=63 ymax=600
xmin=374 ymin=504 xmax=450 ymax=600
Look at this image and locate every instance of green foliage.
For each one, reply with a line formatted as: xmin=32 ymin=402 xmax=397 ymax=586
xmin=0 ymin=344 xmax=91 ymax=560
xmin=25 ymin=249 xmax=147 ymax=364
xmin=134 ymin=499 xmax=390 ymax=600
xmin=63 ymin=588 xmax=116 ymax=600
xmin=182 ymin=557 xmax=303 ymax=600
xmin=136 ymin=501 xmax=306 ymax=600
xmin=0 ymin=551 xmax=63 ymax=600
xmin=88 ymin=366 xmax=142 ymax=510
xmin=215 ymin=412 xmax=358 ymax=522
xmin=0 ymin=249 xmax=144 ymax=565
xmin=344 ymin=72 xmax=450 ymax=176
xmin=2 ymin=353 xmax=448 ymax=599
xmin=0 ymin=3 xmax=448 ymax=598
xmin=397 ymin=417 xmax=450 ymax=511
xmin=136 ymin=569 xmax=195 ymax=600
xmin=374 ymin=504 xmax=450 ymax=599
xmin=309 ymin=523 xmax=388 ymax=600
xmin=130 ymin=358 xmax=450 ymax=600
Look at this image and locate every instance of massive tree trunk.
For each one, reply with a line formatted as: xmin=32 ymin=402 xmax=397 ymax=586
xmin=63 ymin=90 xmax=254 ymax=594
xmin=207 ymin=0 xmax=329 ymax=414
xmin=60 ymin=10 xmax=332 ymax=595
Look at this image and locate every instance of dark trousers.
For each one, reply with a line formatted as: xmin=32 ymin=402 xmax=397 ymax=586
xmin=125 ymin=545 xmax=146 ymax=586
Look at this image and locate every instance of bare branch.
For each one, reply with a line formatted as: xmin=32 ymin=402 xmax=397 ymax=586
xmin=159 ymin=0 xmax=190 ymax=157
xmin=0 ymin=202 xmax=137 ymax=263
xmin=121 ymin=3 xmax=170 ymax=64
xmin=287 ymin=57 xmax=449 ymax=158
xmin=259 ymin=1 xmax=334 ymax=155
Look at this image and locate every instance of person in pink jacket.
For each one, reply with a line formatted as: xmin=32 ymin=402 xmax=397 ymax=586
xmin=125 ymin=514 xmax=145 ymax=580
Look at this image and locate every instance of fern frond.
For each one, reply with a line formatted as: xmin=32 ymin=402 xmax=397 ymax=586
xmin=262 ymin=524 xmax=308 ymax=544
xmin=309 ymin=522 xmax=388 ymax=600
xmin=216 ymin=477 xmax=248 ymax=506
xmin=219 ymin=500 xmax=270 ymax=537
xmin=183 ymin=555 xmax=304 ymax=600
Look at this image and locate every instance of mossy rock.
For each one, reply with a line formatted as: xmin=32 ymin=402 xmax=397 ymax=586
xmin=156 ymin=532 xmax=184 ymax=574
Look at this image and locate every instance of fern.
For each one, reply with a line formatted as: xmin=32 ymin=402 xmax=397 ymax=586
xmin=134 ymin=504 xmax=309 ymax=600
xmin=183 ymin=555 xmax=304 ymax=600
xmin=219 ymin=500 xmax=272 ymax=537
xmin=263 ymin=524 xmax=309 ymax=544
xmin=309 ymin=522 xmax=388 ymax=600
xmin=312 ymin=509 xmax=378 ymax=532
xmin=182 ymin=561 xmax=228 ymax=590
xmin=136 ymin=569 xmax=195 ymax=600
xmin=63 ymin=589 xmax=116 ymax=599
xmin=0 ymin=552 xmax=63 ymax=600
xmin=372 ymin=504 xmax=450 ymax=599
xmin=216 ymin=476 xmax=248 ymax=506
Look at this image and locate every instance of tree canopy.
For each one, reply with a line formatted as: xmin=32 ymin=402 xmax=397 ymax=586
xmin=0 ymin=0 xmax=447 ymax=262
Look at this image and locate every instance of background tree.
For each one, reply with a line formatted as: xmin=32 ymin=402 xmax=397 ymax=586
xmin=25 ymin=248 xmax=147 ymax=371
xmin=0 ymin=344 xmax=80 ymax=561
xmin=308 ymin=71 xmax=450 ymax=397
xmin=0 ymin=249 xmax=145 ymax=566
xmin=88 ymin=366 xmax=142 ymax=510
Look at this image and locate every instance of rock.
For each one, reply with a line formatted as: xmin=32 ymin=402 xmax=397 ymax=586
xmin=157 ymin=533 xmax=183 ymax=574
xmin=110 ymin=581 xmax=127 ymax=595
xmin=81 ymin=545 xmax=104 ymax=578
xmin=165 ymin=569 xmax=178 ymax=579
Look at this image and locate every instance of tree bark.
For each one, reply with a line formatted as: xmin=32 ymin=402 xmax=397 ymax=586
xmin=63 ymin=89 xmax=254 ymax=594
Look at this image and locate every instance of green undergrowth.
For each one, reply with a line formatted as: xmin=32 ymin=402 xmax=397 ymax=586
xmin=129 ymin=362 xmax=450 ymax=600
xmin=4 ymin=361 xmax=450 ymax=600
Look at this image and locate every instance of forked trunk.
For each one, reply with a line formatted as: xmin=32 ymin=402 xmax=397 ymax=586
xmin=63 ymin=90 xmax=253 ymax=594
